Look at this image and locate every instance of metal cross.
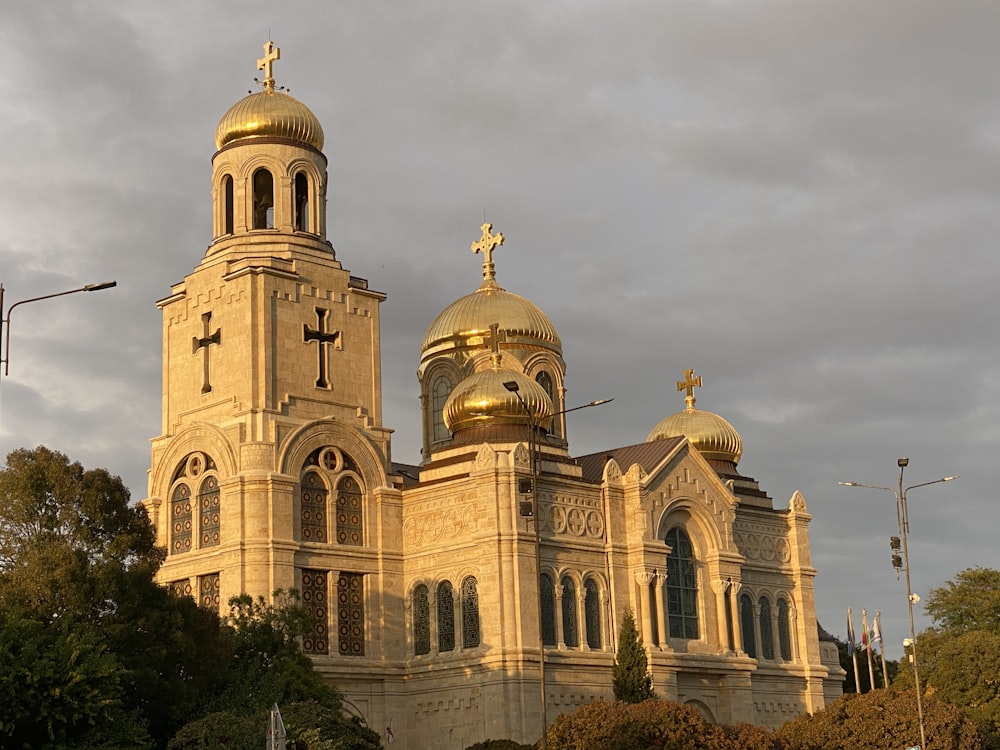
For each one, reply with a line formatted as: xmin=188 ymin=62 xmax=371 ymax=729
xmin=482 ymin=322 xmax=507 ymax=367
xmin=676 ymin=368 xmax=702 ymax=408
xmin=304 ymin=308 xmax=341 ymax=388
xmin=471 ymin=222 xmax=504 ymax=283
xmin=257 ymin=40 xmax=281 ymax=91
xmin=192 ymin=312 xmax=222 ymax=394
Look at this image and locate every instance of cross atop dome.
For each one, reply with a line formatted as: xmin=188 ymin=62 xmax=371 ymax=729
xmin=472 ymin=222 xmax=504 ymax=286
xmin=257 ymin=40 xmax=281 ymax=93
xmin=676 ymin=368 xmax=702 ymax=409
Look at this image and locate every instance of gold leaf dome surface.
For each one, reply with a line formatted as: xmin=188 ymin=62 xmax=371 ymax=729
xmin=215 ymin=90 xmax=325 ymax=151
xmin=444 ymin=368 xmax=553 ymax=434
xmin=648 ymin=407 xmax=743 ymax=464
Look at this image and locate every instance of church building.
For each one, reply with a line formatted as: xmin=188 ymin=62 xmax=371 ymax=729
xmin=142 ymin=42 xmax=843 ymax=749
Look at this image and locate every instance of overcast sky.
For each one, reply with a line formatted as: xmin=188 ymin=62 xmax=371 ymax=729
xmin=0 ymin=1 xmax=997 ymax=660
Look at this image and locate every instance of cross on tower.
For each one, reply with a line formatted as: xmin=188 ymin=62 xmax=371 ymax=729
xmin=676 ymin=368 xmax=702 ymax=409
xmin=192 ymin=312 xmax=222 ymax=394
xmin=304 ymin=308 xmax=341 ymax=389
xmin=257 ymin=40 xmax=281 ymax=92
xmin=482 ymin=322 xmax=507 ymax=367
xmin=471 ymin=222 xmax=504 ymax=284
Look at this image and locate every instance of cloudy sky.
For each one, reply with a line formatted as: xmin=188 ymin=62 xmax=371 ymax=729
xmin=1 ymin=1 xmax=997 ymax=659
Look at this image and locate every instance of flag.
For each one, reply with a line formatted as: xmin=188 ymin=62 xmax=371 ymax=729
xmin=861 ymin=609 xmax=871 ymax=652
xmin=386 ymin=717 xmax=394 ymax=744
xmin=847 ymin=608 xmax=856 ymax=656
xmin=872 ymin=611 xmax=883 ymax=647
xmin=267 ymin=703 xmax=287 ymax=750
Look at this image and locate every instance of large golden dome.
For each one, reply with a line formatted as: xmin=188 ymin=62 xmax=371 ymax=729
xmin=444 ymin=365 xmax=553 ymax=434
xmin=648 ymin=370 xmax=743 ymax=464
xmin=215 ymin=90 xmax=324 ymax=151
xmin=421 ymin=223 xmax=561 ymax=357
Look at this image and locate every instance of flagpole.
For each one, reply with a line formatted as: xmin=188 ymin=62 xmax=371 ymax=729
xmin=863 ymin=608 xmax=876 ymax=691
xmin=875 ymin=610 xmax=889 ymax=688
xmin=848 ymin=607 xmax=861 ymax=693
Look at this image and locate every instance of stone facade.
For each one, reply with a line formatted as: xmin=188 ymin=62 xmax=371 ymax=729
xmin=143 ymin=43 xmax=843 ymax=750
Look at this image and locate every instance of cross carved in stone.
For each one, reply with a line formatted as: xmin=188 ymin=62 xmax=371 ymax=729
xmin=304 ymin=308 xmax=341 ymax=389
xmin=471 ymin=222 xmax=504 ymax=283
xmin=192 ymin=312 xmax=222 ymax=394
xmin=257 ymin=40 xmax=281 ymax=91
xmin=676 ymin=368 xmax=702 ymax=409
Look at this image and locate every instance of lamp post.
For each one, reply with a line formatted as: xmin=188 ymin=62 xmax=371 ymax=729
xmin=839 ymin=458 xmax=959 ymax=750
xmin=1 ymin=281 xmax=117 ymax=377
xmin=502 ymin=380 xmax=611 ymax=750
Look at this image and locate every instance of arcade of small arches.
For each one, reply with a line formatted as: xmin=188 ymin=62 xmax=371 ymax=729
xmin=213 ymin=158 xmax=324 ymax=238
xmin=408 ymin=577 xmax=482 ymax=657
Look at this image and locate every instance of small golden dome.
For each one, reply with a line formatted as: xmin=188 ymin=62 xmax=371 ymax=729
xmin=444 ymin=367 xmax=553 ymax=434
xmin=648 ymin=369 xmax=743 ymax=464
xmin=215 ymin=90 xmax=325 ymax=151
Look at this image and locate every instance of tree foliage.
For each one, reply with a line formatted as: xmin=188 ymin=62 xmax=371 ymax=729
xmin=926 ymin=567 xmax=1000 ymax=635
xmin=612 ymin=608 xmax=655 ymax=703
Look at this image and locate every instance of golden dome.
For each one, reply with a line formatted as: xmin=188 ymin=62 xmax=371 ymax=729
xmin=215 ymin=90 xmax=324 ymax=151
xmin=444 ymin=365 xmax=553 ymax=434
xmin=421 ymin=223 xmax=561 ymax=357
xmin=648 ymin=369 xmax=743 ymax=464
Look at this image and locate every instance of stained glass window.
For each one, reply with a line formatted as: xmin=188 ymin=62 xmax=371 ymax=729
xmin=170 ymin=483 xmax=192 ymax=555
xmin=432 ymin=376 xmax=451 ymax=441
xmin=665 ymin=527 xmax=699 ymax=639
xmin=302 ymin=569 xmax=329 ymax=655
xmin=778 ymin=598 xmax=792 ymax=661
xmin=336 ymin=476 xmax=363 ymax=545
xmin=462 ymin=576 xmax=480 ymax=648
xmin=199 ymin=572 xmax=220 ymax=610
xmin=413 ymin=584 xmax=430 ymax=656
xmin=199 ymin=476 xmax=220 ymax=547
xmin=740 ymin=593 xmax=757 ymax=658
xmin=584 ymin=578 xmax=601 ymax=649
xmin=759 ymin=596 xmax=774 ymax=659
xmin=540 ymin=573 xmax=556 ymax=646
xmin=438 ymin=581 xmax=455 ymax=652
xmin=337 ymin=573 xmax=364 ymax=656
xmin=171 ymin=579 xmax=192 ymax=598
xmin=301 ymin=471 xmax=327 ymax=542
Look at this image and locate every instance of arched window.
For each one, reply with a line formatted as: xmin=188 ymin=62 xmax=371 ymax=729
xmin=540 ymin=573 xmax=556 ymax=646
xmin=198 ymin=476 xmax=220 ymax=548
xmin=759 ymin=597 xmax=774 ymax=659
xmin=437 ymin=581 xmax=455 ymax=652
xmin=535 ymin=371 xmax=559 ymax=437
xmin=461 ymin=576 xmax=480 ymax=648
xmin=336 ymin=475 xmax=363 ymax=546
xmin=664 ymin=527 xmax=699 ymax=639
xmin=584 ymin=578 xmax=601 ymax=649
xmin=777 ymin=598 xmax=793 ymax=661
xmin=294 ymin=172 xmax=309 ymax=232
xmin=252 ymin=168 xmax=274 ymax=229
xmin=432 ymin=376 xmax=451 ymax=442
xmin=413 ymin=585 xmax=430 ymax=656
xmin=740 ymin=593 xmax=756 ymax=658
xmin=561 ymin=576 xmax=578 ymax=647
xmin=170 ymin=483 xmax=192 ymax=555
xmin=223 ymin=175 xmax=234 ymax=235
xmin=300 ymin=471 xmax=328 ymax=542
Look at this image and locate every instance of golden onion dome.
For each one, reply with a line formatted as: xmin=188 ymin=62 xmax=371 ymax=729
xmin=444 ymin=364 xmax=553 ymax=434
xmin=215 ymin=41 xmax=324 ymax=151
xmin=421 ymin=223 xmax=561 ymax=357
xmin=648 ymin=370 xmax=743 ymax=464
xmin=215 ymin=90 xmax=324 ymax=151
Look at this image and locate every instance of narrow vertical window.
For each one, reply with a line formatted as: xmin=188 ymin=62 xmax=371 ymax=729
xmin=337 ymin=573 xmax=364 ymax=656
xmin=413 ymin=584 xmax=430 ymax=656
xmin=170 ymin=483 xmax=192 ymax=554
xmin=461 ymin=576 xmax=480 ymax=648
xmin=294 ymin=172 xmax=309 ymax=231
xmin=302 ymin=570 xmax=329 ymax=655
xmin=198 ymin=572 xmax=220 ymax=611
xmin=759 ymin=597 xmax=774 ymax=659
xmin=437 ymin=581 xmax=455 ymax=652
xmin=301 ymin=471 xmax=328 ymax=542
xmin=561 ymin=576 xmax=578 ymax=647
xmin=198 ymin=476 xmax=220 ymax=548
xmin=540 ymin=573 xmax=556 ymax=646
xmin=535 ymin=371 xmax=558 ymax=437
xmin=432 ymin=376 xmax=451 ymax=442
xmin=740 ymin=593 xmax=756 ymax=658
xmin=252 ymin=168 xmax=274 ymax=229
xmin=584 ymin=578 xmax=601 ymax=649
xmin=777 ymin=598 xmax=793 ymax=661
xmin=335 ymin=476 xmax=363 ymax=545
xmin=223 ymin=175 xmax=234 ymax=235
xmin=665 ymin=527 xmax=699 ymax=639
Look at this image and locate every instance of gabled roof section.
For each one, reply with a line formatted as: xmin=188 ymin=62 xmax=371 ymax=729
xmin=391 ymin=462 xmax=422 ymax=489
xmin=576 ymin=437 xmax=685 ymax=482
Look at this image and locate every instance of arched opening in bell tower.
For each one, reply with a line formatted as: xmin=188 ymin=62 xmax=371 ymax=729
xmin=294 ymin=171 xmax=310 ymax=232
xmin=252 ymin=168 xmax=274 ymax=229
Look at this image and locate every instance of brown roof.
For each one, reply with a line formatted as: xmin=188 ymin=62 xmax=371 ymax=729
xmin=575 ymin=437 xmax=685 ymax=482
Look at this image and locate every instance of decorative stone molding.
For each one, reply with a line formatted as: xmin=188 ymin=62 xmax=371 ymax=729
xmin=476 ymin=443 xmax=495 ymax=468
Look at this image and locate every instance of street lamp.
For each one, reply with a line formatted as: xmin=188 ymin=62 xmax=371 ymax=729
xmin=503 ymin=380 xmax=611 ymax=749
xmin=1 ymin=281 xmax=117 ymax=376
xmin=839 ymin=458 xmax=959 ymax=750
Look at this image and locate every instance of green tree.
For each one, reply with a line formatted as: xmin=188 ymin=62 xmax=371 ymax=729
xmin=613 ymin=608 xmax=655 ymax=702
xmin=926 ymin=567 xmax=1000 ymax=634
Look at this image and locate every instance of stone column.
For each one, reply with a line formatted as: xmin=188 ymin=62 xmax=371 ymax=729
xmin=654 ymin=573 xmax=668 ymax=648
xmin=729 ymin=581 xmax=743 ymax=653
xmin=634 ymin=571 xmax=655 ymax=647
xmin=554 ymin=584 xmax=566 ymax=649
